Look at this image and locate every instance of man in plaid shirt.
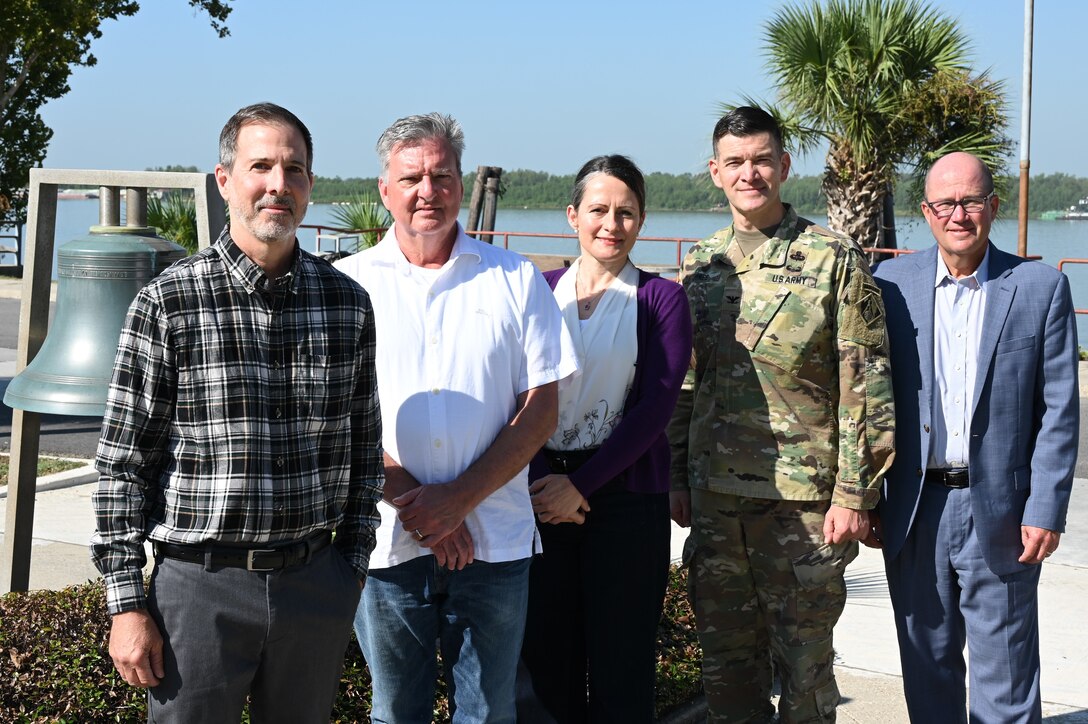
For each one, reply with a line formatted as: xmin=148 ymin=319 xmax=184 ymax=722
xmin=90 ymin=103 xmax=383 ymax=722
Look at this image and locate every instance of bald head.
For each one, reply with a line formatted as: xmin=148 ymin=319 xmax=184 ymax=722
xmin=921 ymin=151 xmax=999 ymax=279
xmin=925 ymin=152 xmax=994 ymax=200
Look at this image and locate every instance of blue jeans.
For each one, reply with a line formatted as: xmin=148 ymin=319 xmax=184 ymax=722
xmin=356 ymin=555 xmax=531 ymax=724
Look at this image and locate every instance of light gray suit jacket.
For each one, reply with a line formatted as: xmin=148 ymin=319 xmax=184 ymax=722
xmin=874 ymin=243 xmax=1078 ymax=576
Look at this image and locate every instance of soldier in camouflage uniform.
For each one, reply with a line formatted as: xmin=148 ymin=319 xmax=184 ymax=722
xmin=668 ymin=106 xmax=895 ymax=723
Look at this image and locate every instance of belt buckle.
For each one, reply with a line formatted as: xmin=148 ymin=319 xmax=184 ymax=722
xmin=246 ymin=549 xmax=278 ymax=571
xmin=946 ymin=470 xmax=969 ymax=488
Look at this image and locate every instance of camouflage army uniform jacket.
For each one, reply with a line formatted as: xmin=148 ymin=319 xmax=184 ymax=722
xmin=668 ymin=205 xmax=894 ymax=509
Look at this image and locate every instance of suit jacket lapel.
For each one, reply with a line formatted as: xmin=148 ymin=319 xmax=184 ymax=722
xmin=974 ymin=245 xmax=1016 ymax=409
xmin=909 ymin=247 xmax=939 ymax=414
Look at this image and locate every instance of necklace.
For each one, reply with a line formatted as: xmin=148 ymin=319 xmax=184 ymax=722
xmin=576 ymin=275 xmax=608 ymax=312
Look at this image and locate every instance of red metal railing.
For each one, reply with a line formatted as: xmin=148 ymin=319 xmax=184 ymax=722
xmin=470 ymin=230 xmax=699 ymax=270
xmin=302 ymin=225 xmax=1055 ymax=287
xmin=300 ymin=224 xmax=697 ymax=271
xmin=863 ymin=247 xmax=915 ymax=258
xmin=301 ymin=224 xmax=923 ymax=267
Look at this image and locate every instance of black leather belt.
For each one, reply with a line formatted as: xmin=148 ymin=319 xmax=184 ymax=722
xmin=925 ymin=468 xmax=970 ymax=489
xmin=542 ymin=447 xmax=599 ymax=475
xmin=154 ymin=531 xmax=331 ymax=571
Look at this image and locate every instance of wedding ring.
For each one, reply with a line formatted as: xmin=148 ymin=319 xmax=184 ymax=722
xmin=414 ymin=528 xmax=425 ymax=541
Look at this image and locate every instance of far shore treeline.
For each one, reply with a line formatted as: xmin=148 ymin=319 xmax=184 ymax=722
xmin=315 ymin=169 xmax=1088 ymax=218
xmin=146 ymin=165 xmax=1088 ymax=218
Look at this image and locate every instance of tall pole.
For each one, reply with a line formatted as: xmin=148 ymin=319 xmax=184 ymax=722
xmin=1018 ymin=0 xmax=1034 ymax=258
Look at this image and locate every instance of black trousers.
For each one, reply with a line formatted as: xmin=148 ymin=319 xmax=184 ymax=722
xmin=519 ymin=485 xmax=671 ymax=724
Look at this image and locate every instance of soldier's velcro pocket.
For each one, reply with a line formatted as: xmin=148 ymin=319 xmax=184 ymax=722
xmin=814 ymin=679 xmax=842 ymax=716
xmin=736 ymin=285 xmax=791 ymax=351
xmin=791 ymin=540 xmax=859 ymax=590
xmin=737 ymin=286 xmax=821 ymax=377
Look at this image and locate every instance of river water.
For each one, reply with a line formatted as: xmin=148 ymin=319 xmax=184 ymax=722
xmin=9 ymin=199 xmax=1088 ymax=342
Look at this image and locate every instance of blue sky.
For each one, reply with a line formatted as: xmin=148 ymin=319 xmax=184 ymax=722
xmin=38 ymin=0 xmax=1085 ymax=180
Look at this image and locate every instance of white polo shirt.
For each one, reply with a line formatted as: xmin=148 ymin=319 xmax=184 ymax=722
xmin=335 ymin=224 xmax=577 ymax=567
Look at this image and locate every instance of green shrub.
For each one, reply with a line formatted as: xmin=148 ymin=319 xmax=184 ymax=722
xmin=147 ymin=193 xmax=199 ymax=255
xmin=655 ymin=565 xmax=704 ymax=713
xmin=327 ymin=192 xmax=392 ymax=251
xmin=0 ymin=584 xmax=145 ymax=722
xmin=0 ymin=566 xmax=701 ymax=722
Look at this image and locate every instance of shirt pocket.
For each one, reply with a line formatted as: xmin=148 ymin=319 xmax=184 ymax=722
xmin=174 ymin=361 xmax=249 ymax=446
xmin=736 ymin=286 xmax=822 ymax=377
xmin=296 ymin=353 xmax=355 ymax=433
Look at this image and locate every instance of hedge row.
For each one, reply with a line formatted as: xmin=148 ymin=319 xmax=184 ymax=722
xmin=0 ymin=566 xmax=701 ymax=722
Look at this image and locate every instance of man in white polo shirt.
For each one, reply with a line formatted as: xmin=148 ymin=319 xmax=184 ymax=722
xmin=334 ymin=112 xmax=576 ymax=723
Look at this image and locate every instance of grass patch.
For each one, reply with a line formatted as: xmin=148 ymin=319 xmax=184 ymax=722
xmin=0 ymin=453 xmax=86 ymax=487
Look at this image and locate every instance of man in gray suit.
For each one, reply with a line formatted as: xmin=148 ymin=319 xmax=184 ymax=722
xmin=871 ymin=151 xmax=1078 ymax=723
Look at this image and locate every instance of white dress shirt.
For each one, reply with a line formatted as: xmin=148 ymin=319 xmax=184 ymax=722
xmin=929 ymin=249 xmax=989 ymax=468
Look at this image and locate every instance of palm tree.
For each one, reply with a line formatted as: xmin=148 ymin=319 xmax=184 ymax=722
xmin=742 ymin=0 xmax=1011 ymax=248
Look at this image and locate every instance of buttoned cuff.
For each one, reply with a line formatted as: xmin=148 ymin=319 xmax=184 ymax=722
xmin=831 ymin=482 xmax=880 ymax=510
xmin=104 ymin=569 xmax=148 ymax=615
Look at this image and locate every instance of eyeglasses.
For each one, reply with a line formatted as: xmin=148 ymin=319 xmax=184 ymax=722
xmin=924 ymin=192 xmax=995 ymax=218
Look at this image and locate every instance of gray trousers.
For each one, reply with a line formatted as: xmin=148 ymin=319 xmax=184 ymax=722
xmin=885 ymin=484 xmax=1042 ymax=724
xmin=146 ymin=544 xmax=361 ymax=724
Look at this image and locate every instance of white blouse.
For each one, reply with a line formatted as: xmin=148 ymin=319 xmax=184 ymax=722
xmin=547 ymin=258 xmax=638 ymax=452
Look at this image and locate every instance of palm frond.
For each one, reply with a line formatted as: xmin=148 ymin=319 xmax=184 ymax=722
xmin=725 ymin=0 xmax=1011 ymax=246
xmin=714 ymin=97 xmax=828 ymax=159
xmin=328 ymin=190 xmax=392 ymax=251
xmin=147 ymin=192 xmax=198 ymax=254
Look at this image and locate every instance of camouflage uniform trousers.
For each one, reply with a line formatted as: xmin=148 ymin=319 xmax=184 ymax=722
xmin=686 ymin=488 xmax=859 ymax=723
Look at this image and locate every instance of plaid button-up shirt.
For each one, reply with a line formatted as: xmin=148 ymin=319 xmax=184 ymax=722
xmin=92 ymin=229 xmax=383 ymax=614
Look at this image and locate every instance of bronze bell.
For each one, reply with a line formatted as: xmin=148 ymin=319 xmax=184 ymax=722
xmin=3 ymin=222 xmax=185 ymax=417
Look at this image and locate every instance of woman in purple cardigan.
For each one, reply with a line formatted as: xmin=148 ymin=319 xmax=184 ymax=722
xmin=518 ymin=155 xmax=693 ymax=723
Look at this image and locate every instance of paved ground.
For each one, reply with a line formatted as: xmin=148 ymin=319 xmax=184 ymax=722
xmin=2 ymin=277 xmax=1087 ymax=721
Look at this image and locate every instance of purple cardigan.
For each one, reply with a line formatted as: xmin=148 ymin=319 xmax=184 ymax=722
xmin=529 ymin=267 xmax=693 ymax=496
